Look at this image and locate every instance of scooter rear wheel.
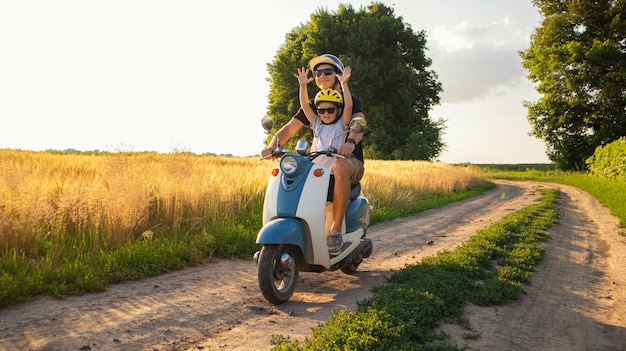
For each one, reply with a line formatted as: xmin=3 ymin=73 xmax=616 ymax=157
xmin=257 ymin=244 xmax=299 ymax=304
xmin=341 ymin=262 xmax=360 ymax=274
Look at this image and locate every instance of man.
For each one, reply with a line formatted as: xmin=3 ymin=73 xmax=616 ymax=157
xmin=261 ymin=54 xmax=365 ymax=255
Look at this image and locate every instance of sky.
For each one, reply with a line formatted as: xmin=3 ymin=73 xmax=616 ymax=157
xmin=0 ymin=0 xmax=551 ymax=164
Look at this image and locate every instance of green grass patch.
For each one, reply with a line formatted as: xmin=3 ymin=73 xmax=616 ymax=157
xmin=0 ymin=228 xmax=223 ymax=307
xmin=270 ymin=189 xmax=559 ymax=350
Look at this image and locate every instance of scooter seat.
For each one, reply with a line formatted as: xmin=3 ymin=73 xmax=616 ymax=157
xmin=327 ymin=175 xmax=361 ymax=201
xmin=349 ymin=183 xmax=362 ymax=199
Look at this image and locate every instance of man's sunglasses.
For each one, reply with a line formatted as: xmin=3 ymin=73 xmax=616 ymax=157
xmin=317 ymin=107 xmax=337 ymax=114
xmin=314 ymin=68 xmax=336 ymax=77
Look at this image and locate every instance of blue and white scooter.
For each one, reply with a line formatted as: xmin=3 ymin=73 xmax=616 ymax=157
xmin=253 ymin=115 xmax=373 ymax=304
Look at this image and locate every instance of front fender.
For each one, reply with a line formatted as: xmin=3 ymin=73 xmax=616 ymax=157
xmin=256 ymin=218 xmax=306 ymax=252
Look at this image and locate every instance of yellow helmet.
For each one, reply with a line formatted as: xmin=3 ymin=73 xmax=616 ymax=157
xmin=314 ymin=89 xmax=343 ymax=107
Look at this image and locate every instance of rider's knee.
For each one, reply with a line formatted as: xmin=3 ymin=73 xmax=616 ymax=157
xmin=333 ymin=159 xmax=354 ymax=178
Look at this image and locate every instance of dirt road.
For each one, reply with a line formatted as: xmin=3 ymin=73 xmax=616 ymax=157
xmin=1 ymin=180 xmax=624 ymax=351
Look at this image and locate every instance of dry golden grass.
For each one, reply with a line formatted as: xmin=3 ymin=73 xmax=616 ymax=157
xmin=363 ymin=159 xmax=485 ymax=207
xmin=0 ymin=150 xmax=484 ymax=258
xmin=0 ymin=150 xmax=274 ymax=257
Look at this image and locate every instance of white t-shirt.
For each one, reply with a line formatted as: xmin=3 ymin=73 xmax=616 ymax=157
xmin=311 ymin=115 xmax=348 ymax=172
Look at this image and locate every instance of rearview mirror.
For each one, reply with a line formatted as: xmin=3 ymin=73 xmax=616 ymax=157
xmin=349 ymin=117 xmax=367 ymax=134
xmin=261 ymin=115 xmax=274 ymax=131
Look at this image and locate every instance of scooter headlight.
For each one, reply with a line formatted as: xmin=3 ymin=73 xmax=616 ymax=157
xmin=280 ymin=155 xmax=298 ymax=175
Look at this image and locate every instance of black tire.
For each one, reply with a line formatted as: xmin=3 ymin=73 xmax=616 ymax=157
xmin=257 ymin=244 xmax=299 ymax=304
xmin=341 ymin=263 xmax=360 ymax=274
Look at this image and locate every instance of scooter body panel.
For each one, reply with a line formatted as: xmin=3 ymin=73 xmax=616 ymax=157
xmin=345 ymin=195 xmax=371 ymax=232
xmin=255 ymin=217 xmax=306 ymax=251
xmin=295 ymin=165 xmax=331 ymax=266
xmin=257 ymin=153 xmax=372 ymax=270
xmin=260 ymin=162 xmax=332 ymax=268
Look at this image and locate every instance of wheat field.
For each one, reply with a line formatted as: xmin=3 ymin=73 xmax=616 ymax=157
xmin=0 ymin=150 xmax=485 ymax=259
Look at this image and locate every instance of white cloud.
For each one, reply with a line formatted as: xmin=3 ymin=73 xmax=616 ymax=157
xmin=428 ymin=17 xmax=532 ymax=103
xmin=431 ymin=17 xmax=514 ymax=53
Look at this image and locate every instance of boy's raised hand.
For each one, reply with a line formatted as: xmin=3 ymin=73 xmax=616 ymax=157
xmin=294 ymin=67 xmax=313 ymax=85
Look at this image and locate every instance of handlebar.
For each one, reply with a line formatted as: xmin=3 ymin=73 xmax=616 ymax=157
xmin=259 ymin=146 xmax=286 ymax=160
xmin=260 ymin=148 xmax=345 ymax=161
xmin=310 ymin=149 xmax=345 ymax=160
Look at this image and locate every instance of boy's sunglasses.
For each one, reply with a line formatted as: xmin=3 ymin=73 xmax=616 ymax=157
xmin=314 ymin=68 xmax=335 ymax=77
xmin=317 ymin=107 xmax=337 ymax=114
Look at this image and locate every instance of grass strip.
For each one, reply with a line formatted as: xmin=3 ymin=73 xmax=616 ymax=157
xmin=271 ymin=189 xmax=559 ymax=350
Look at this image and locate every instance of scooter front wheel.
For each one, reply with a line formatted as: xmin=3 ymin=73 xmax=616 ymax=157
xmin=257 ymin=244 xmax=300 ymax=304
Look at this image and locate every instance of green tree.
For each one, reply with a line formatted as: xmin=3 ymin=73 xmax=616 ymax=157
xmin=520 ymin=0 xmax=626 ymax=170
xmin=265 ymin=2 xmax=444 ymax=160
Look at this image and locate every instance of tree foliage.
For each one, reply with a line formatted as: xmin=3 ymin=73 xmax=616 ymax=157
xmin=265 ymin=2 xmax=444 ymax=160
xmin=586 ymin=137 xmax=626 ymax=182
xmin=520 ymin=0 xmax=626 ymax=170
